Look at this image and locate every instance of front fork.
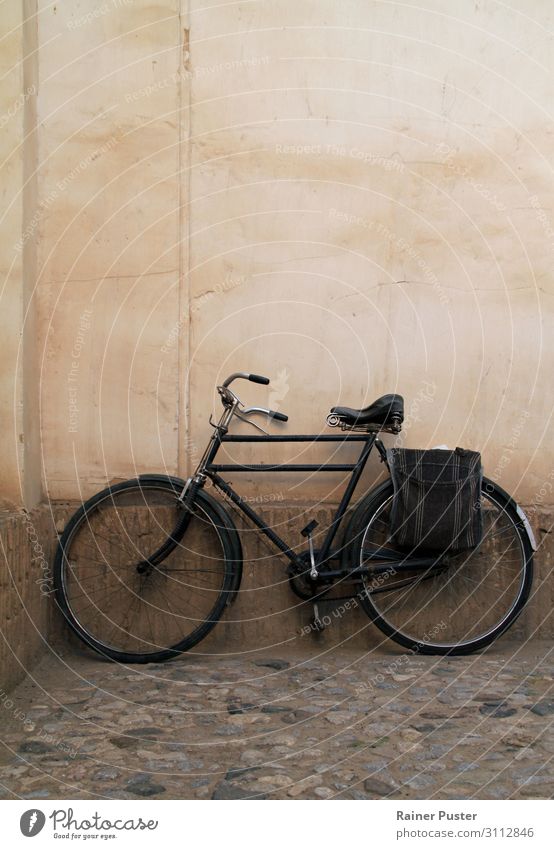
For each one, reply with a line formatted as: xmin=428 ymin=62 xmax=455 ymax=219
xmin=181 ymin=401 xmax=237 ymax=495
xmin=177 ymin=474 xmax=206 ymax=509
xmin=136 ymin=475 xmax=207 ymax=576
xmin=142 ymin=412 xmax=235 ymax=573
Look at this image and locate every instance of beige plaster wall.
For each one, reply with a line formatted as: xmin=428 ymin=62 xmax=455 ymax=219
xmin=0 ymin=0 xmax=40 ymax=509
xmin=186 ymin=0 xmax=553 ymax=506
xmin=1 ymin=0 xmax=27 ymax=508
xmin=36 ymin=0 xmax=183 ymax=500
xmin=0 ymin=0 xmax=45 ymax=691
xmin=30 ymin=1 xmax=553 ymax=506
xmin=22 ymin=0 xmax=41 ymax=509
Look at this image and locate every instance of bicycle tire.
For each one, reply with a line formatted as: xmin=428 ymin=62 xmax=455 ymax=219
xmin=347 ymin=477 xmax=534 ymax=654
xmin=54 ymin=476 xmax=240 ymax=663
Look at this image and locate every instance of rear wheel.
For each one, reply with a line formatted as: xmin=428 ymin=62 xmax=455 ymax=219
xmin=350 ymin=478 xmax=533 ymax=654
xmin=54 ymin=478 xmax=238 ymax=663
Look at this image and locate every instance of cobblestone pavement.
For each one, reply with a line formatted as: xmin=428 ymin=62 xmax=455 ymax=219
xmin=0 ymin=641 xmax=552 ymax=800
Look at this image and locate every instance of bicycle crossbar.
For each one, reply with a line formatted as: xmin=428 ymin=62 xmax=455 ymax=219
xmin=206 ymin=430 xmax=377 ymax=569
xmin=207 ymin=463 xmax=357 ymax=472
xmin=221 ymin=434 xmax=369 ymax=443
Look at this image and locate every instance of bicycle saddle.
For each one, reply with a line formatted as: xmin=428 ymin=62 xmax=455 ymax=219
xmin=330 ymin=393 xmax=404 ymax=426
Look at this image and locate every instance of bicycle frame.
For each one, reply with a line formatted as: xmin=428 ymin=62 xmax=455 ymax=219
xmin=173 ymin=382 xmax=443 ymax=586
xmin=189 ymin=418 xmax=385 ymax=573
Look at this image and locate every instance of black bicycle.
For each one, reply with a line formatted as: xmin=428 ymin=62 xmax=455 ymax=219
xmin=54 ymin=371 xmax=535 ymax=663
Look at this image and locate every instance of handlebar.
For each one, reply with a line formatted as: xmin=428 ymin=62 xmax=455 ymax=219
xmin=242 ymin=406 xmax=288 ymax=423
xmin=222 ymin=372 xmax=270 ymax=387
xmin=249 ymin=373 xmax=270 ymax=385
xmin=218 ymin=372 xmax=289 ymax=424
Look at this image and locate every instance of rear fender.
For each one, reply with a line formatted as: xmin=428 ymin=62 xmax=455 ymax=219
xmin=340 ymin=480 xmax=394 ymax=572
xmin=482 ymin=479 xmax=538 ymax=551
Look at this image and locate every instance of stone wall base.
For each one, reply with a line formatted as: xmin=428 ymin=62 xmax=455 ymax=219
xmin=48 ymin=500 xmax=553 ymax=656
xmin=1 ymin=500 xmax=551 ymax=691
xmin=0 ymin=507 xmax=56 ymax=692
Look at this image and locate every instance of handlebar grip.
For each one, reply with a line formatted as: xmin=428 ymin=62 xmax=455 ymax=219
xmin=269 ymin=410 xmax=288 ymax=422
xmin=248 ymin=373 xmax=270 ymax=385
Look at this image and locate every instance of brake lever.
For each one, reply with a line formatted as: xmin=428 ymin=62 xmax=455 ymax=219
xmin=233 ymin=410 xmax=270 ymax=435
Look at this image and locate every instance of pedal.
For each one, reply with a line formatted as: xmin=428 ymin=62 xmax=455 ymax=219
xmin=301 ymin=519 xmax=318 ymax=538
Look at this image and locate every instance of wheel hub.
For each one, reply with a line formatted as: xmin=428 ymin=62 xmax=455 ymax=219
xmin=136 ymin=561 xmax=154 ymax=576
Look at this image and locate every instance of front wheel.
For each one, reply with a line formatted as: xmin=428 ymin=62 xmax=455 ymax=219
xmin=349 ymin=478 xmax=534 ymax=654
xmin=54 ymin=477 xmax=240 ymax=663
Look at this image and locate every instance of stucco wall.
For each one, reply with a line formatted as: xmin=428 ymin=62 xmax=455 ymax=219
xmin=0 ymin=0 xmax=40 ymax=510
xmin=35 ymin=0 xmax=183 ymax=501
xmin=23 ymin=1 xmax=554 ymax=510
xmin=0 ymin=1 xmax=22 ymax=508
xmin=185 ymin=0 xmax=553 ymax=507
xmin=0 ymin=0 xmax=44 ymax=692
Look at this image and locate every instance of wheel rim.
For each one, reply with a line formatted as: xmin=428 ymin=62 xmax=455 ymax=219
xmin=359 ymin=489 xmax=528 ymax=649
xmin=59 ymin=484 xmax=229 ymax=657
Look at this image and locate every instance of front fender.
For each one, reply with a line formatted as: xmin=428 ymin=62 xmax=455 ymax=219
xmin=138 ymin=473 xmax=188 ymax=490
xmin=138 ymin=474 xmax=244 ymax=599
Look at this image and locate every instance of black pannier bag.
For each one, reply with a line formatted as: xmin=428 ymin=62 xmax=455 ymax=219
xmin=387 ymin=447 xmax=483 ymax=552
